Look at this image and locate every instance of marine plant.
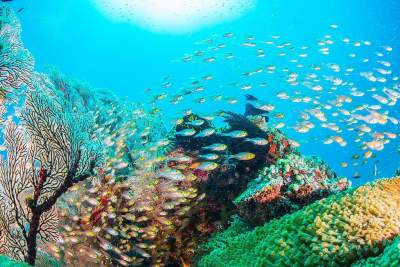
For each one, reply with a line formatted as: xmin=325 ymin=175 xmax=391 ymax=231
xmin=0 ymin=83 xmax=103 ymax=265
xmin=198 ymin=177 xmax=400 ymax=266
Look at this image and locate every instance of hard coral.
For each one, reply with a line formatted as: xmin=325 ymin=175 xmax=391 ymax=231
xmin=235 ymin=153 xmax=349 ymax=225
xmin=251 ymin=184 xmax=281 ymax=204
xmin=195 ymin=216 xmax=253 ymax=263
xmin=352 ymin=236 xmax=400 ymax=267
xmin=198 ymin=177 xmax=400 ymax=267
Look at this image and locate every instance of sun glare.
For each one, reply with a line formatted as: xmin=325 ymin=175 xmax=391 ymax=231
xmin=93 ymin=0 xmax=256 ymax=34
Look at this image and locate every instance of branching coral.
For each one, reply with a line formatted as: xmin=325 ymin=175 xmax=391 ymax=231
xmin=198 ymin=177 xmax=400 ymax=267
xmin=235 ymin=153 xmax=349 ymax=225
xmin=0 ymin=84 xmax=103 ymax=265
xmin=0 ymin=4 xmax=34 ymax=98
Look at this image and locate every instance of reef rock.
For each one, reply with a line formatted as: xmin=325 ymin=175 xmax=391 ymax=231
xmin=235 ymin=153 xmax=350 ymax=225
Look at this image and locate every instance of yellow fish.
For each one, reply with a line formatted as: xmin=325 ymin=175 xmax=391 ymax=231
xmin=229 ymin=152 xmax=256 ymax=161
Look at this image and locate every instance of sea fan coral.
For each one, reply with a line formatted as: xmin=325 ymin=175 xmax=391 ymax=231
xmin=198 ymin=177 xmax=400 ymax=266
xmin=0 ymin=84 xmax=103 ymax=265
xmin=0 ymin=4 xmax=34 ymax=97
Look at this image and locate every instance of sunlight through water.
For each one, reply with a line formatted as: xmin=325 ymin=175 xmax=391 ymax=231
xmin=92 ymin=0 xmax=256 ymax=34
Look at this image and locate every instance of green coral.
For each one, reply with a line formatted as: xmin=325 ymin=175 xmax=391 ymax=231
xmin=0 ymin=255 xmax=30 ymax=266
xmin=195 ymin=216 xmax=253 ymax=261
xmin=352 ymin=236 xmax=400 ymax=266
xmin=198 ymin=177 xmax=400 ymax=267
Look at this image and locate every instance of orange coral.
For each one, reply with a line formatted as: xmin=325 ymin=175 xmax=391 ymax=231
xmin=252 ymin=185 xmax=281 ymax=204
xmin=287 ymin=184 xmax=315 ymax=202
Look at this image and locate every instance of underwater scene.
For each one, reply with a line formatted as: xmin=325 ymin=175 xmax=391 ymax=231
xmin=0 ymin=0 xmax=400 ymax=266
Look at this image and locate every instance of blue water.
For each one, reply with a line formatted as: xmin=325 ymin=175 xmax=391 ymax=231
xmin=8 ymin=0 xmax=400 ymax=185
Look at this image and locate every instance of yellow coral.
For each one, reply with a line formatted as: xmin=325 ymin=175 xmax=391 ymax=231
xmin=199 ymin=177 xmax=400 ymax=267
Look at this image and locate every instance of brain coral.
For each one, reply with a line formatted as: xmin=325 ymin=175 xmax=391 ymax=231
xmin=198 ymin=177 xmax=400 ymax=267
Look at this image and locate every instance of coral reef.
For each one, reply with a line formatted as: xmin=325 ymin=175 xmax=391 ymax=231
xmin=0 ymin=82 xmax=103 ymax=265
xmin=36 ymin=91 xmax=350 ymax=267
xmin=0 ymin=4 xmax=34 ymax=98
xmin=0 ymin=255 xmax=30 ymax=267
xmin=352 ymin=236 xmax=400 ymax=266
xmin=198 ymin=177 xmax=400 ymax=266
xmin=235 ymin=153 xmax=350 ymax=225
xmin=2 ymin=6 xmax=398 ymax=267
xmin=51 ymin=110 xmax=299 ymax=266
xmin=195 ymin=216 xmax=252 ymax=263
xmin=57 ymin=151 xmax=208 ymax=266
xmin=2 ymin=6 xmax=346 ymax=265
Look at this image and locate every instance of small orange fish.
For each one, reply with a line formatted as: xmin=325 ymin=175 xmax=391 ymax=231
xmin=189 ymin=162 xmax=201 ymax=169
xmin=181 ymin=258 xmax=190 ymax=267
